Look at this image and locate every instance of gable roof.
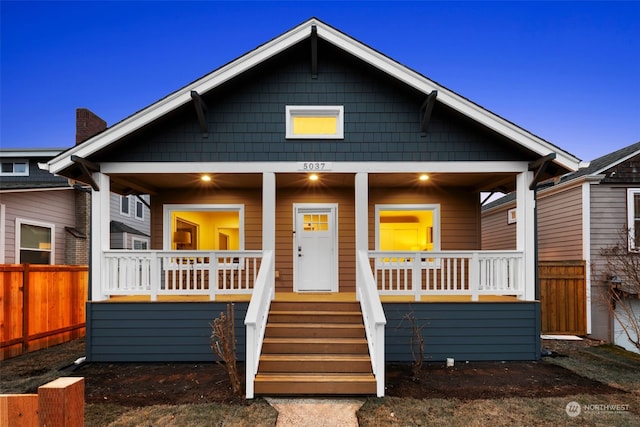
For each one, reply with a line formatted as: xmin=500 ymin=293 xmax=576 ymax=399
xmin=47 ymin=18 xmax=581 ymax=175
xmin=483 ymin=140 xmax=640 ymax=210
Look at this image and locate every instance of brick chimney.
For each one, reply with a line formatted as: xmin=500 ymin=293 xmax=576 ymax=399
xmin=76 ymin=108 xmax=107 ymax=144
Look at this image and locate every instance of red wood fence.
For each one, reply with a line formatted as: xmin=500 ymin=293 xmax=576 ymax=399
xmin=0 ymin=264 xmax=88 ymax=360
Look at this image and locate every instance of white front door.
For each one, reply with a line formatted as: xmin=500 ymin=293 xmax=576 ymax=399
xmin=293 ymin=204 xmax=338 ymax=292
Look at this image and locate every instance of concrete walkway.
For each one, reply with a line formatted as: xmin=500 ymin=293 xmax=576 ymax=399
xmin=266 ymin=397 xmax=365 ymax=427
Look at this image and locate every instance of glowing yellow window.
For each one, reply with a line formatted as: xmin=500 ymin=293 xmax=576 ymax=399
xmin=286 ymin=106 xmax=344 ymax=139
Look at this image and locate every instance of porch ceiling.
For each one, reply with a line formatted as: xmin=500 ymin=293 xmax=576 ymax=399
xmin=109 ymin=172 xmax=516 ymax=196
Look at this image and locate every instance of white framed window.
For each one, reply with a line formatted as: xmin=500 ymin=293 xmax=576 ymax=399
xmin=163 ymin=204 xmax=245 ymax=251
xmin=375 ymin=204 xmax=441 ymax=265
xmin=285 ymin=106 xmax=344 ymax=139
xmin=120 ymin=195 xmax=130 ymax=216
xmin=627 ymin=189 xmax=640 ymax=251
xmin=135 ymin=197 xmax=144 ymax=220
xmin=132 ymin=237 xmax=149 ymax=250
xmin=16 ymin=218 xmax=54 ymax=264
xmin=1 ymin=160 xmax=29 ymax=176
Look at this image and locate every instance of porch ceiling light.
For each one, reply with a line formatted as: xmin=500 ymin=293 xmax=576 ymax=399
xmin=309 ymin=173 xmax=319 ymax=182
xmin=201 ymin=174 xmax=212 ymax=182
xmin=419 ymin=174 xmax=430 ymax=182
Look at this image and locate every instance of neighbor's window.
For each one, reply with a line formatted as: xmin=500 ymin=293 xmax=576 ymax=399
xmin=628 ymin=189 xmax=640 ymax=251
xmin=375 ymin=204 xmax=440 ymax=253
xmin=17 ymin=219 xmax=54 ymax=264
xmin=135 ymin=197 xmax=145 ymax=220
xmin=1 ymin=160 xmax=28 ymax=176
xmin=286 ymin=106 xmax=344 ymax=139
xmin=120 ymin=195 xmax=130 ymax=216
xmin=132 ymin=237 xmax=149 ymax=250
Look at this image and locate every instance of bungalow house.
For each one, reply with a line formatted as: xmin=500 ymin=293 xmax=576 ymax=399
xmin=45 ymin=18 xmax=581 ymax=397
xmin=482 ymin=141 xmax=640 ymax=354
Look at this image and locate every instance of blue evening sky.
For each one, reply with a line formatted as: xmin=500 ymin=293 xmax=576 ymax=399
xmin=1 ymin=1 xmax=638 ymax=163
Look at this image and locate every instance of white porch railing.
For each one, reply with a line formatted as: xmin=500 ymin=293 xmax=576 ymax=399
xmin=357 ymin=250 xmax=386 ymax=397
xmin=244 ymin=250 xmax=275 ymax=399
xmin=369 ymin=250 xmax=524 ymax=301
xmin=102 ymin=250 xmax=263 ymax=300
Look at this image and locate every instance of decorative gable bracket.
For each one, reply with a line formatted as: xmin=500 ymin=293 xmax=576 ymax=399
xmin=70 ymin=155 xmax=100 ymax=191
xmin=420 ymin=90 xmax=438 ymax=136
xmin=191 ymin=91 xmax=209 ymax=138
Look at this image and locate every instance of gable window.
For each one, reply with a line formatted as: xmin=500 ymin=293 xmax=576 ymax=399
xmin=627 ymin=189 xmax=640 ymax=251
xmin=1 ymin=160 xmax=28 ymax=176
xmin=375 ymin=204 xmax=440 ymax=256
xmin=120 ymin=195 xmax=130 ymax=216
xmin=17 ymin=219 xmax=54 ymax=264
xmin=286 ymin=106 xmax=344 ymax=139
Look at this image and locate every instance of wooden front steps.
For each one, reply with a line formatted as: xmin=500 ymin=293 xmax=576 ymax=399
xmin=254 ymin=300 xmax=377 ymax=395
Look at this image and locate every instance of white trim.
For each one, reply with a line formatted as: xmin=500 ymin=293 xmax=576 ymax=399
xmin=285 ymin=105 xmax=344 ymax=139
xmin=47 ymin=19 xmax=581 ymax=175
xmin=582 ymin=182 xmax=592 ymax=334
xmin=0 ymin=204 xmax=5 ymax=264
xmin=592 ymin=149 xmax=640 ymax=176
xmin=92 ymin=173 xmax=111 ymax=300
xmin=374 ymin=204 xmax=441 ymax=252
xmin=132 ymin=236 xmax=149 ymax=250
xmin=15 ymin=218 xmax=55 ymax=265
xmin=100 ymin=160 xmax=531 ymax=175
xmin=0 ymin=160 xmax=29 ymax=177
xmin=120 ymin=195 xmax=131 ymax=217
xmin=627 ymin=189 xmax=640 ymax=252
xmin=162 ymin=204 xmax=245 ymax=251
xmin=0 ymin=187 xmax=73 ymax=194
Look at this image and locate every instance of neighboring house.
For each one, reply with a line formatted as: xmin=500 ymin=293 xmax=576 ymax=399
xmin=0 ymin=149 xmax=89 ymax=265
xmin=45 ymin=18 xmax=581 ymax=397
xmin=1 ymin=112 xmax=150 ymax=263
xmin=482 ymin=141 xmax=640 ymax=353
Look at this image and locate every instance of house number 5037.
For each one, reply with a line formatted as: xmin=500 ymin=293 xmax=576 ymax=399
xmin=298 ymin=162 xmax=333 ymax=171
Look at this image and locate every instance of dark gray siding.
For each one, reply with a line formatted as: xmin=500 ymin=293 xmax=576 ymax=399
xmin=94 ymin=39 xmax=534 ymax=164
xmin=86 ymin=302 xmax=248 ymax=362
xmin=383 ymin=302 xmax=541 ymax=361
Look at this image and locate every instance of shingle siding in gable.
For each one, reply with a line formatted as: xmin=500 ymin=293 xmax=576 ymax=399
xmin=95 ymin=40 xmax=532 ymax=164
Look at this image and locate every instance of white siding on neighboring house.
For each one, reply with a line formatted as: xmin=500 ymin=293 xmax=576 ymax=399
xmin=537 ymin=185 xmax=584 ymax=261
xmin=590 ymin=185 xmax=627 ymax=341
xmin=109 ymin=193 xmax=151 ymax=249
xmin=1 ymin=189 xmax=76 ymax=264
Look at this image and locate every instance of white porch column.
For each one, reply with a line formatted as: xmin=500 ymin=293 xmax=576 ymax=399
xmin=91 ymin=172 xmax=110 ymax=301
xmin=263 ymin=172 xmax=276 ymax=297
xmin=516 ymin=170 xmax=535 ymax=301
xmin=355 ymin=173 xmax=368 ymax=297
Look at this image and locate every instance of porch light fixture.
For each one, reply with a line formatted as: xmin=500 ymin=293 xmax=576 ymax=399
xmin=201 ymin=174 xmax=212 ymax=182
xmin=309 ymin=173 xmax=319 ymax=182
xmin=419 ymin=174 xmax=429 ymax=182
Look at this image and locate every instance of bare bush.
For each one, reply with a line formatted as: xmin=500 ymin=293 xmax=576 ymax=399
xmin=600 ymin=229 xmax=640 ymax=352
xmin=210 ymin=303 xmax=243 ymax=396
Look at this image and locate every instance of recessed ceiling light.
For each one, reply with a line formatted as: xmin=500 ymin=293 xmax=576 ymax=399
xmin=309 ymin=174 xmax=319 ymax=181
xmin=201 ymin=175 xmax=212 ymax=182
xmin=419 ymin=174 xmax=429 ymax=181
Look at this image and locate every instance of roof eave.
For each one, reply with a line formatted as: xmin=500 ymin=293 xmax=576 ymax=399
xmin=47 ymin=18 xmax=582 ymax=175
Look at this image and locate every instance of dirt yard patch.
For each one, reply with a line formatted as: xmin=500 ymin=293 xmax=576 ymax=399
xmin=0 ymin=337 xmax=628 ymax=405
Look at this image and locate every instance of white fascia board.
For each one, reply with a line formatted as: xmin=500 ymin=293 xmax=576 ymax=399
xmin=316 ymin=24 xmax=581 ymax=172
xmin=537 ymin=174 xmax=605 ymax=199
xmin=101 ymin=160 xmax=529 ymax=174
xmin=0 ymin=186 xmax=73 ymax=194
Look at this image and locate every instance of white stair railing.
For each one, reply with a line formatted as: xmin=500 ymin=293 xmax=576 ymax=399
xmin=357 ymin=250 xmax=387 ymax=397
xmin=244 ymin=250 xmax=274 ymax=399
